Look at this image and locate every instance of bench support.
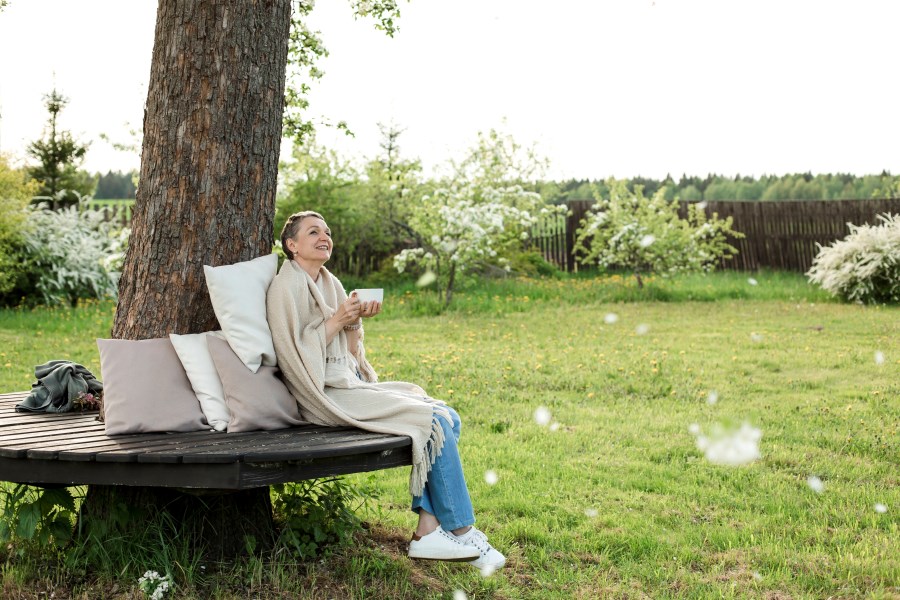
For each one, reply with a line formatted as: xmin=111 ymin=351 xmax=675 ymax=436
xmin=78 ymin=485 xmax=276 ymax=558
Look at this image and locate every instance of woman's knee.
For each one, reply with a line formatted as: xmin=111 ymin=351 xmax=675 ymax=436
xmin=442 ymin=406 xmax=462 ymax=439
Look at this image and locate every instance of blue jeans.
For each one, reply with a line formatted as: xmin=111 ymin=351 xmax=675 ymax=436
xmin=411 ymin=406 xmax=475 ymax=531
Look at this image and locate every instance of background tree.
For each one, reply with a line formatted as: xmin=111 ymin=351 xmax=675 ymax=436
xmin=26 ymin=89 xmax=95 ymax=208
xmin=395 ymin=128 xmax=563 ymax=305
xmin=93 ymin=170 xmax=137 ymax=199
xmin=365 ymin=122 xmax=422 ymax=235
xmin=574 ymin=179 xmax=743 ymax=287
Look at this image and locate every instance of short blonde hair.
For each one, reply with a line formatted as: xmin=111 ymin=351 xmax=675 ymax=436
xmin=280 ymin=211 xmax=325 ymax=260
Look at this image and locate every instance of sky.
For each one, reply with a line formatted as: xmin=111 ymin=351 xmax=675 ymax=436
xmin=0 ymin=0 xmax=898 ymax=181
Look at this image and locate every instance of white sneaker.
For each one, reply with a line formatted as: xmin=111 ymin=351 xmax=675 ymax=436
xmin=455 ymin=527 xmax=506 ymax=570
xmin=408 ymin=527 xmax=480 ymax=562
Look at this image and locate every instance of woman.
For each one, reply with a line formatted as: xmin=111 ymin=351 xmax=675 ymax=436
xmin=267 ymin=211 xmax=505 ymax=569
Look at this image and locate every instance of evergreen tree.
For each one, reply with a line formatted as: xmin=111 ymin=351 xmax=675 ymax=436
xmin=26 ymin=89 xmax=94 ymax=208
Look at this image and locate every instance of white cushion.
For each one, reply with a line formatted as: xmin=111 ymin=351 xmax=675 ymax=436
xmin=203 ymin=253 xmax=278 ymax=373
xmin=169 ymin=331 xmax=231 ymax=432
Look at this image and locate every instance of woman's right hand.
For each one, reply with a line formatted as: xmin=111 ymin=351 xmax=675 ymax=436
xmin=332 ymin=293 xmax=362 ymax=328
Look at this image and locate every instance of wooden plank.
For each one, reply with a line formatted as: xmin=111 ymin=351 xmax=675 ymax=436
xmin=0 ymin=422 xmax=104 ymax=442
xmin=180 ymin=431 xmax=407 ymax=463
xmin=237 ymin=446 xmax=413 ymax=489
xmin=52 ymin=431 xmax=223 ymax=461
xmin=91 ymin=426 xmax=340 ymax=462
xmin=139 ymin=428 xmax=377 ymax=463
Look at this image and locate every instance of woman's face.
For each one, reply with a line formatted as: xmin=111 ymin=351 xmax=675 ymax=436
xmin=288 ymin=217 xmax=332 ymax=265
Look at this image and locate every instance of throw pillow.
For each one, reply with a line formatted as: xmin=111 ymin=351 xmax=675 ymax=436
xmin=203 ymin=253 xmax=278 ymax=373
xmin=206 ymin=335 xmax=305 ymax=433
xmin=98 ymin=338 xmax=209 ymax=435
xmin=169 ymin=331 xmax=231 ymax=431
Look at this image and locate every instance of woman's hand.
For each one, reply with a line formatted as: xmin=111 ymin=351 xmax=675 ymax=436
xmin=324 ymin=293 xmax=363 ymax=345
xmin=333 ymin=293 xmax=363 ymax=327
xmin=359 ymin=300 xmax=381 ymax=319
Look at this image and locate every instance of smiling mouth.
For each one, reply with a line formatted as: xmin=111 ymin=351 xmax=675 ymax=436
xmin=316 ymin=245 xmax=330 ymax=251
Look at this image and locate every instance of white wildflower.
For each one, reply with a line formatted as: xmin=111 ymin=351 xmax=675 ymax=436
xmin=874 ymin=503 xmax=888 ymax=514
xmin=604 ymin=313 xmax=619 ymax=324
xmin=639 ymin=234 xmax=656 ymax=248
xmin=484 ymin=470 xmax=499 ymax=485
xmin=534 ymin=406 xmax=551 ymax=426
xmin=635 ymin=323 xmax=650 ymax=335
xmin=747 ymin=278 xmax=758 ymax=286
xmin=706 ymin=390 xmax=718 ymax=405
xmin=874 ymin=351 xmax=885 ymax=365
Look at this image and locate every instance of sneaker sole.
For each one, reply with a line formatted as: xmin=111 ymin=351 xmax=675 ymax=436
xmin=408 ymin=552 xmax=481 ymax=562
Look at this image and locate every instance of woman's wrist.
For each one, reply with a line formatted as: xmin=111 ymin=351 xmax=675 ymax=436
xmin=343 ymin=319 xmax=362 ymax=331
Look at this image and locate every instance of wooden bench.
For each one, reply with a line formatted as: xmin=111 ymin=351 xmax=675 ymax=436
xmin=0 ymin=391 xmax=412 ymax=490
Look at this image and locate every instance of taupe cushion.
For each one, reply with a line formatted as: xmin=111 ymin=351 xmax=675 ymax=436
xmin=206 ymin=335 xmax=305 ymax=433
xmin=98 ymin=338 xmax=209 ymax=435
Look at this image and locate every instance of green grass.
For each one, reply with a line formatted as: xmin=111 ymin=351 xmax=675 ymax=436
xmin=0 ymin=273 xmax=897 ymax=598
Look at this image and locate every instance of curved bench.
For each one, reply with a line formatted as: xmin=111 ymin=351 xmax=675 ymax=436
xmin=0 ymin=392 xmax=412 ymax=490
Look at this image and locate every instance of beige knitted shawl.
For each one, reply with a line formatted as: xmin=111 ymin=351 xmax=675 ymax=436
xmin=266 ymin=260 xmax=449 ymax=496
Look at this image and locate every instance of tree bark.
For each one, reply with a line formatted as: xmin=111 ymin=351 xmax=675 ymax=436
xmin=87 ymin=0 xmax=292 ymax=559
xmin=113 ymin=0 xmax=291 ymax=339
xmin=77 ymin=486 xmax=275 ymax=559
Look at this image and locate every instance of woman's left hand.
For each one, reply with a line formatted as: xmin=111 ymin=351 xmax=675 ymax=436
xmin=359 ymin=300 xmax=381 ymax=319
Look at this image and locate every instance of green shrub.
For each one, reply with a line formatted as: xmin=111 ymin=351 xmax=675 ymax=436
xmin=272 ymin=477 xmax=370 ymax=559
xmin=806 ymin=213 xmax=900 ymax=304
xmin=0 ymin=156 xmax=39 ymax=299
xmin=20 ymin=197 xmax=127 ymax=306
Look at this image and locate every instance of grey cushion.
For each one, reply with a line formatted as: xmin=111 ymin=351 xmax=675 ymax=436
xmin=97 ymin=338 xmax=209 ymax=435
xmin=206 ymin=335 xmax=305 ymax=433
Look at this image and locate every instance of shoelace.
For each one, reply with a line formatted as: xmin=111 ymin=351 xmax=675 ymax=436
xmin=462 ymin=528 xmax=491 ymax=555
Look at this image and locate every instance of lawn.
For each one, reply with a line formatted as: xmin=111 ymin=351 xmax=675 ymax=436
xmin=0 ymin=272 xmax=897 ymax=599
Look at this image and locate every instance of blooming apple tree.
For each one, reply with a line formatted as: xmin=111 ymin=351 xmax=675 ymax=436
xmin=574 ymin=179 xmax=743 ymax=287
xmin=394 ymin=185 xmax=561 ymax=305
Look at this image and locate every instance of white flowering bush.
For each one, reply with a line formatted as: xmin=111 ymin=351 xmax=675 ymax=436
xmin=138 ymin=570 xmax=174 ymax=600
xmin=394 ymin=185 xmax=563 ymax=305
xmin=574 ymin=179 xmax=742 ymax=287
xmin=21 ymin=197 xmax=126 ymax=306
xmin=806 ymin=213 xmax=900 ymax=304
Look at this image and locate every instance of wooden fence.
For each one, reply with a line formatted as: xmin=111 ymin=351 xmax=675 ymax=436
xmin=533 ymin=198 xmax=900 ymax=273
xmin=85 ymin=199 xmax=134 ymax=227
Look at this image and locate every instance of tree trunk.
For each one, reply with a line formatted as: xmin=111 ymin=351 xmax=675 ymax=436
xmin=87 ymin=0 xmax=292 ymax=558
xmin=113 ymin=0 xmax=291 ymax=339
xmin=77 ymin=486 xmax=275 ymax=559
xmin=445 ymin=263 xmax=456 ymax=307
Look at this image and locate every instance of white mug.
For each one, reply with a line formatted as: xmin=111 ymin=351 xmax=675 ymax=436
xmin=353 ymin=288 xmax=384 ymax=303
